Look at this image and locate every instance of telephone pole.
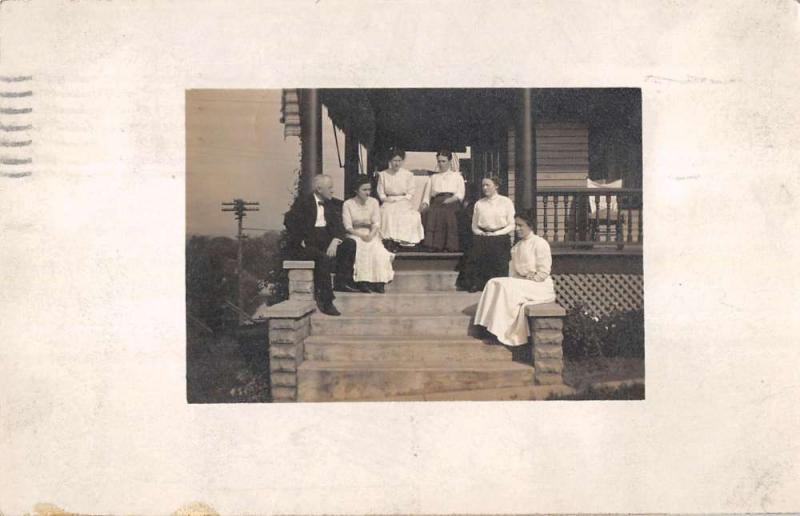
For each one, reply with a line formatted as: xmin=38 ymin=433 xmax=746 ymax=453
xmin=221 ymin=199 xmax=260 ymax=323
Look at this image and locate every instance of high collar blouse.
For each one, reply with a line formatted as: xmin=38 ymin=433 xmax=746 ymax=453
xmin=343 ymin=196 xmax=380 ymax=230
xmin=472 ymin=194 xmax=515 ymax=235
xmin=428 ymin=169 xmax=465 ymax=201
xmin=510 ymin=232 xmax=552 ymax=279
xmin=377 ymin=168 xmax=415 ymax=202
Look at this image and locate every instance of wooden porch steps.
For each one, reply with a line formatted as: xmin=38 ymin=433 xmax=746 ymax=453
xmin=297 ymin=360 xmax=535 ymax=402
xmin=303 ymin=335 xmax=510 ymax=362
xmin=329 ymin=291 xmax=481 ymax=316
xmin=310 ymin=313 xmax=479 ymax=338
xmin=296 ymin=251 xmax=553 ymax=402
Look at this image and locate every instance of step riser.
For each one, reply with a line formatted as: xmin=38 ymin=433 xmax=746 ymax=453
xmin=334 ymin=294 xmax=479 ymax=316
xmin=304 ymin=342 xmax=511 ymax=362
xmin=393 ymin=258 xmax=460 ymax=271
xmin=333 ymin=384 xmax=576 ymax=401
xmin=298 ymin=368 xmax=535 ymax=402
xmin=388 ymin=273 xmax=458 ymax=292
xmin=312 ymin=316 xmax=476 ymax=337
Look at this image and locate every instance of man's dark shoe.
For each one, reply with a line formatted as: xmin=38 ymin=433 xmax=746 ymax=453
xmin=357 ymin=282 xmax=372 ymax=293
xmin=369 ymin=283 xmax=385 ymax=294
xmin=319 ymin=303 xmax=341 ymax=316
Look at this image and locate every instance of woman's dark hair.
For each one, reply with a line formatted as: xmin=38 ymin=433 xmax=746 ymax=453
xmin=388 ymin=147 xmax=406 ymax=160
xmin=514 ymin=211 xmax=536 ymax=230
xmin=484 ymin=175 xmax=503 ymax=189
xmin=436 ymin=148 xmax=453 ymax=160
xmin=353 ymin=174 xmax=372 ymax=194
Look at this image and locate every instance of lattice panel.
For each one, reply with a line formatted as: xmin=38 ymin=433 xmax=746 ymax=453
xmin=553 ymin=274 xmax=643 ymax=317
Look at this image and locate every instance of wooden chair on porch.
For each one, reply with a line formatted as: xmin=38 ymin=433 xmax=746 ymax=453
xmin=410 ymin=170 xmax=433 ymax=212
xmin=587 ymin=178 xmax=624 ymax=243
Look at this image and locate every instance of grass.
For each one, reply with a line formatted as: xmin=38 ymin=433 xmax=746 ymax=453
xmin=563 ymin=356 xmax=644 ymax=391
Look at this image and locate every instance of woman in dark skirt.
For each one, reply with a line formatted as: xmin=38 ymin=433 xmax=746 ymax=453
xmin=421 ymin=149 xmax=465 ymax=252
xmin=459 ymin=175 xmax=515 ymax=292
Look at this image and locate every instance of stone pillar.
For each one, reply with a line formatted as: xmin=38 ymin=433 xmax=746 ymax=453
xmin=526 ymin=302 xmax=567 ymax=385
xmin=284 ymin=260 xmax=315 ymax=301
xmin=264 ymin=299 xmax=316 ymax=402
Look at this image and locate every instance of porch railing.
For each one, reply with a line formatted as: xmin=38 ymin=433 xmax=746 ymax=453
xmin=534 ymin=187 xmax=643 ymax=249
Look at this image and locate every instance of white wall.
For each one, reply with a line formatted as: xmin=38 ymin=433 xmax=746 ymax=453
xmin=403 ymin=147 xmax=471 ymax=171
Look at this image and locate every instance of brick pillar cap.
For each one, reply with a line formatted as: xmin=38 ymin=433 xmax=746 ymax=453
xmin=284 ymin=260 xmax=315 ymax=270
xmin=525 ymin=302 xmax=566 ymax=317
xmin=256 ymin=299 xmax=316 ymax=319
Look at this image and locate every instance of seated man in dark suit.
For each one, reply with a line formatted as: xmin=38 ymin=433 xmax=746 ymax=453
xmin=283 ymin=174 xmax=357 ymax=316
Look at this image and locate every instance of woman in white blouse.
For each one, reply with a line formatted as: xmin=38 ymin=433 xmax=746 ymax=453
xmin=473 ymin=212 xmax=557 ymax=346
xmin=376 ymin=148 xmax=424 ymax=252
xmin=342 ymin=176 xmax=395 ymax=293
xmin=422 ymin=149 xmax=465 ymax=252
xmin=459 ymin=176 xmax=515 ymax=292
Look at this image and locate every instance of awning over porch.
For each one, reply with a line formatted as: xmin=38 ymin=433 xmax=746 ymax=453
xmin=322 ymin=88 xmax=515 ymax=155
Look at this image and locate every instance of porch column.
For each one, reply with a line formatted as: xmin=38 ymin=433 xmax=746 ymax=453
xmin=516 ymin=88 xmax=536 ymax=216
xmin=300 ymin=88 xmax=322 ymax=195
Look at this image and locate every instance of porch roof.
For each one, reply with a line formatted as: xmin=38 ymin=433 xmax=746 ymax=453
xmin=318 ymin=88 xmax=641 ymax=154
xmin=321 ymin=88 xmax=515 ymax=152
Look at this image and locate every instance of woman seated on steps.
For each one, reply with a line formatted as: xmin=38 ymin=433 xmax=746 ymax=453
xmin=342 ymin=175 xmax=395 ymax=293
xmin=473 ymin=212 xmax=557 ymax=346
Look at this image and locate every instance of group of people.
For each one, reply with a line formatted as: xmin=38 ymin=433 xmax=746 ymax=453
xmin=283 ymin=173 xmax=393 ymax=315
xmin=375 ymin=147 xmax=465 ymax=252
xmin=283 ymin=147 xmax=556 ymax=347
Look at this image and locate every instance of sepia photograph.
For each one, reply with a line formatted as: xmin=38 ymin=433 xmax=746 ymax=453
xmin=186 ymin=88 xmax=644 ymax=402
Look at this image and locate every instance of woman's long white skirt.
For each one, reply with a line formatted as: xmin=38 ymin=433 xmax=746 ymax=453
xmin=380 ymin=199 xmax=424 ymax=245
xmin=473 ymin=277 xmax=557 ymax=346
xmin=350 ymin=230 xmax=395 ymax=283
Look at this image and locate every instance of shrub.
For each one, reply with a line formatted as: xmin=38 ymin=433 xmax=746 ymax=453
xmin=186 ymin=235 xmax=235 ymax=332
xmin=603 ymin=308 xmax=644 ymax=358
xmin=562 ymin=303 xmax=644 ymax=361
xmin=186 ymin=231 xmax=292 ymax=331
xmin=252 ymin=230 xmax=290 ymax=307
xmin=547 ymin=382 xmax=645 ymax=400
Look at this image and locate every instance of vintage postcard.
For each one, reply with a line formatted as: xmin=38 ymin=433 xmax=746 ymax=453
xmin=1 ymin=1 xmax=799 ymax=514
